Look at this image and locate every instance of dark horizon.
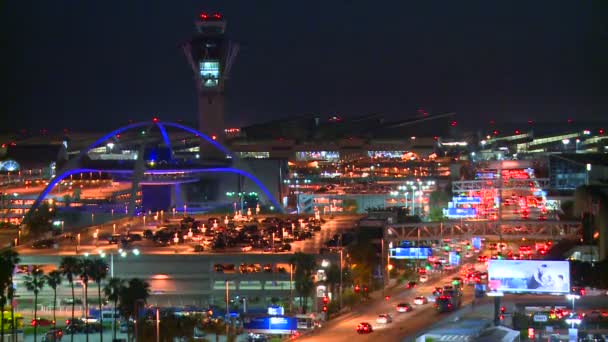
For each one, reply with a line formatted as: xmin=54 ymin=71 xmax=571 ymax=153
xmin=1 ymin=1 xmax=606 ymax=132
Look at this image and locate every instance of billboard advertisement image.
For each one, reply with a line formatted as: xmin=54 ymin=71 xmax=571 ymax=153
xmin=488 ymin=260 xmax=570 ymax=294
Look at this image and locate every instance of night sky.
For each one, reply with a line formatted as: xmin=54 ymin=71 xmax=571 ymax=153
xmin=1 ymin=1 xmax=606 ymax=132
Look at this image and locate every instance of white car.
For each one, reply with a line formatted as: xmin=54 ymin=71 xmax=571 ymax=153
xmin=80 ymin=316 xmax=98 ymax=324
xmin=376 ymin=314 xmax=393 ymax=324
xmin=419 ymin=274 xmax=429 ymax=283
xmin=413 ymin=296 xmax=428 ymax=305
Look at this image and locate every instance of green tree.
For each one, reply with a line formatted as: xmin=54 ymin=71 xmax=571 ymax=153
xmin=60 ymin=256 xmax=82 ymax=342
xmin=0 ymin=250 xmax=19 ymax=342
xmin=428 ymin=207 xmax=446 ymax=222
xmin=45 ymin=270 xmax=62 ymax=330
xmin=24 ymin=268 xmax=45 ymax=342
xmin=348 ymin=236 xmax=377 ymax=290
xmin=289 ymin=253 xmax=316 ymax=314
xmin=89 ymin=258 xmax=108 ymax=342
xmin=325 ymin=264 xmax=341 ymax=306
xmin=26 ymin=201 xmax=57 ymax=236
xmin=118 ymin=278 xmax=150 ymax=342
xmin=104 ymin=278 xmax=124 ymax=342
xmin=63 ymin=194 xmax=72 ymax=207
xmin=428 ymin=188 xmax=451 ymax=221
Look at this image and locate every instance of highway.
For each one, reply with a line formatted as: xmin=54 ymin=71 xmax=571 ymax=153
xmin=298 ymin=269 xmax=475 ymax=342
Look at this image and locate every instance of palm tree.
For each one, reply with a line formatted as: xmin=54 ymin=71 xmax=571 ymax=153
xmin=0 ymin=250 xmax=19 ymax=342
xmin=0 ymin=255 xmax=13 ymax=342
xmin=325 ymin=264 xmax=341 ymax=304
xmin=45 ymin=270 xmax=62 ymax=330
xmin=104 ymin=278 xmax=124 ymax=342
xmin=60 ymin=256 xmax=82 ymax=342
xmin=89 ymin=258 xmax=108 ymax=342
xmin=289 ymin=253 xmax=316 ymax=313
xmin=24 ymin=268 xmax=45 ymax=342
xmin=118 ymin=278 xmax=150 ymax=342
xmin=80 ymin=258 xmax=94 ymax=342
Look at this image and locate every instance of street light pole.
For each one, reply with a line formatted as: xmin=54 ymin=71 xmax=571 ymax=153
xmin=156 ymin=307 xmax=160 ymax=342
xmin=289 ymin=264 xmax=294 ymax=313
xmin=339 ymin=249 xmax=343 ymax=309
xmin=225 ymin=280 xmax=230 ymax=337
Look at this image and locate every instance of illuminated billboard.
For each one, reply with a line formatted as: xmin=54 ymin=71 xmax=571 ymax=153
xmin=389 ymin=247 xmax=432 ymax=259
xmin=488 ymin=260 xmax=570 ymax=294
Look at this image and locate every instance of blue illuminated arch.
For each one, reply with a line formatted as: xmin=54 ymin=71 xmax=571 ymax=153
xmin=156 ymin=122 xmax=173 ymax=155
xmin=79 ymin=122 xmax=149 ymax=160
xmin=161 ymin=122 xmax=233 ymax=157
xmin=33 ymin=167 xmax=283 ymax=214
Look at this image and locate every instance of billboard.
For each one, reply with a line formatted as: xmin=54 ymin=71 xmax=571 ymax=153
xmin=488 ymin=260 xmax=570 ymax=294
xmin=390 ymin=247 xmax=432 ymax=259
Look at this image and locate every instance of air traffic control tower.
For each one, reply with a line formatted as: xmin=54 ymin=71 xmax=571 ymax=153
xmin=183 ymin=12 xmax=238 ymax=160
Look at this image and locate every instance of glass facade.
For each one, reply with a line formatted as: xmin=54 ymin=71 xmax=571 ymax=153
xmin=295 ymin=151 xmax=339 ymax=162
xmin=199 ymin=60 xmax=220 ymax=87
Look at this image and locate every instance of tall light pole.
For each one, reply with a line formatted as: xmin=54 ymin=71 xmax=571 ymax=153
xmin=339 ymin=248 xmax=343 ymax=309
xmin=76 ymin=233 xmax=81 ymax=254
xmin=289 ymin=263 xmax=294 ymax=313
xmin=565 ymin=294 xmax=580 ymax=328
xmin=225 ymin=280 xmax=230 ymax=337
xmin=156 ymin=307 xmax=160 ymax=342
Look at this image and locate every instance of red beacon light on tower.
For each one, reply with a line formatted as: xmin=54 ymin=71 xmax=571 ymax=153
xmin=200 ymin=12 xmax=223 ymax=21
xmin=152 ymin=117 xmax=159 ymax=123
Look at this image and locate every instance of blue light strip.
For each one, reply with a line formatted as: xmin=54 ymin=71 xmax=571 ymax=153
xmin=155 ymin=122 xmax=173 ymax=157
xmin=162 ymin=122 xmax=232 ymax=157
xmin=80 ymin=122 xmax=149 ymax=160
xmin=30 ymin=167 xmax=283 ymax=217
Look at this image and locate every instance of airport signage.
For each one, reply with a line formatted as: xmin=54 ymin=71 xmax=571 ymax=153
xmin=243 ymin=316 xmax=297 ymax=335
xmin=448 ymin=251 xmax=461 ymax=265
xmin=471 ymin=237 xmax=482 ymax=250
xmin=444 ymin=208 xmax=477 ymax=218
xmin=488 ymin=260 xmax=570 ymax=294
xmin=267 ymin=306 xmax=284 ymax=316
xmin=389 ymin=247 xmax=432 ymax=259
xmin=453 ymin=196 xmax=481 ymax=205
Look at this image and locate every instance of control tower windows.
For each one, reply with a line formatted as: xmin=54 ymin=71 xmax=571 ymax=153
xmin=200 ymin=60 xmax=220 ymax=87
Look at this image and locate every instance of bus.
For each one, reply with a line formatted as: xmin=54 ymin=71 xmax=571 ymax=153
xmin=1 ymin=311 xmax=24 ymax=331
